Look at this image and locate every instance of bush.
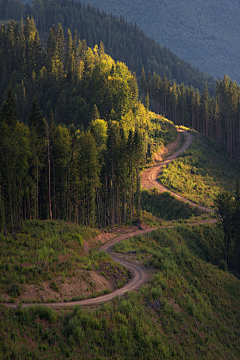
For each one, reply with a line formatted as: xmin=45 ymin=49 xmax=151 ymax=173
xmin=218 ymin=259 xmax=228 ymax=271
xmin=32 ymin=306 xmax=57 ymax=323
xmin=50 ymin=281 xmax=59 ymax=292
xmin=8 ymin=283 xmax=22 ymax=298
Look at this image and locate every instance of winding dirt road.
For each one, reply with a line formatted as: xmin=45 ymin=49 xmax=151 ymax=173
xmin=141 ymin=130 xmax=211 ymax=213
xmin=5 ymin=130 xmax=215 ymax=309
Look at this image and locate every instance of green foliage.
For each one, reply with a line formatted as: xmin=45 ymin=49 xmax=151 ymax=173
xmin=1 ymin=224 xmax=240 ymax=359
xmin=1 ymin=0 xmax=216 ymax=97
xmin=141 ymin=188 xmax=203 ymax=220
xmin=84 ymin=0 xmax=240 ymax=84
xmin=7 ymin=283 xmax=22 ymax=298
xmin=214 ymin=179 xmax=240 ymax=272
xmin=0 ymin=220 xmax=98 ymax=292
xmin=219 ymin=259 xmax=228 ymax=271
xmin=50 ymin=281 xmax=59 ymax=292
xmin=32 ymin=305 xmax=57 ymax=323
xmin=159 ymin=132 xmax=240 ymax=207
xmin=147 ymin=114 xmax=178 ymax=155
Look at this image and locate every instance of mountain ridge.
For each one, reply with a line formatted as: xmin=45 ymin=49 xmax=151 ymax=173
xmin=83 ymin=0 xmax=240 ymax=84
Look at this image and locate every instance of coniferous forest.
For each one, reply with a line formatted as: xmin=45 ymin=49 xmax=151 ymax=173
xmin=0 ymin=17 xmax=160 ymax=233
xmin=1 ymin=2 xmax=240 ymax=360
xmin=0 ymin=0 xmax=216 ymax=94
xmin=1 ymin=11 xmax=240 ymax=234
xmin=83 ymin=0 xmax=240 ymax=84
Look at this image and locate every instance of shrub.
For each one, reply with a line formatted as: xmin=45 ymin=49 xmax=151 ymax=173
xmin=218 ymin=259 xmax=228 ymax=271
xmin=32 ymin=306 xmax=57 ymax=323
xmin=151 ymin=287 xmax=162 ymax=300
xmin=50 ymin=281 xmax=59 ymax=292
xmin=8 ymin=283 xmax=22 ymax=298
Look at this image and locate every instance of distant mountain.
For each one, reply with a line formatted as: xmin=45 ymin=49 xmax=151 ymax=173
xmin=83 ymin=0 xmax=240 ymax=84
xmin=0 ymin=0 xmax=216 ymax=94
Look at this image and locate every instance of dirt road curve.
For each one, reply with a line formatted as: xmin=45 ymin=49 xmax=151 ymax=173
xmin=141 ymin=130 xmax=211 ymax=213
xmin=5 ymin=228 xmax=158 ymax=309
xmin=5 ymin=131 xmax=215 ymax=309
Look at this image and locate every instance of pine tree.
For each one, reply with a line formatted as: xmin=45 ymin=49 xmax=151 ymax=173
xmin=0 ymin=87 xmax=18 ymax=129
xmin=233 ymin=178 xmax=240 ymax=272
xmin=29 ymin=96 xmax=46 ymax=219
xmin=144 ymin=92 xmax=150 ymax=111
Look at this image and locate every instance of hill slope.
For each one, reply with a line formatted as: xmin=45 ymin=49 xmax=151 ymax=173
xmin=1 ymin=122 xmax=240 ymax=358
xmin=1 ymin=0 xmax=216 ymax=94
xmin=83 ymin=0 xmax=240 ymax=84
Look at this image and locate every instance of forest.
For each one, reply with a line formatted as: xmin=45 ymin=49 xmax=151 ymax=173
xmin=0 ymin=0 xmax=216 ymax=94
xmin=0 ymin=18 xmax=180 ymax=234
xmin=83 ymin=0 xmax=240 ymax=84
xmin=0 ymin=7 xmax=240 ymax=360
xmin=1 ymin=16 xmax=240 ymax=234
xmin=141 ymin=70 xmax=240 ymax=162
xmin=1 ymin=0 xmax=240 ymax=164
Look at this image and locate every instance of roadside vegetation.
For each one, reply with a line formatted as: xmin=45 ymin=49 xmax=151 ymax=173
xmin=158 ymin=131 xmax=240 ymax=207
xmin=1 ymin=224 xmax=239 ymax=359
xmin=141 ymin=189 xmax=204 ymax=221
xmin=112 ymin=225 xmax=240 ymax=359
xmin=0 ymin=220 xmax=130 ymax=303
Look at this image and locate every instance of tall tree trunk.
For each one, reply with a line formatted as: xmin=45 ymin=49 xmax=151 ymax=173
xmin=137 ymin=164 xmax=140 ymax=221
xmin=36 ymin=164 xmax=39 ymax=220
xmin=111 ymin=159 xmax=114 ymax=226
xmin=53 ymin=162 xmax=56 ymax=220
xmin=123 ymin=188 xmax=126 ymax=224
xmin=47 ymin=134 xmax=52 ymax=220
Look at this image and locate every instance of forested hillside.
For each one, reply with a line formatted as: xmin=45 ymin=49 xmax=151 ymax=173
xmin=83 ymin=0 xmax=240 ymax=84
xmin=142 ymin=73 xmax=240 ymax=162
xmin=0 ymin=0 xmax=216 ymax=94
xmin=0 ymin=18 xmax=180 ymax=234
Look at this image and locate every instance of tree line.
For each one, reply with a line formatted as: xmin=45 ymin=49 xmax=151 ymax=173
xmin=0 ymin=86 xmax=153 ymax=234
xmin=0 ymin=17 xmax=140 ymax=128
xmin=0 ymin=0 xmax=216 ymax=94
xmin=142 ymin=69 xmax=240 ymax=161
xmin=215 ymin=179 xmax=240 ymax=273
xmin=1 ymin=16 xmax=239 ymax=163
xmin=0 ymin=19 xmax=169 ymax=233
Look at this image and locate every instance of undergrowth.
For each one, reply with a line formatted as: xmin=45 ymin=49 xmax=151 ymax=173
xmin=147 ymin=115 xmax=178 ymax=160
xmin=141 ymin=188 xmax=204 ymax=220
xmin=0 ymin=220 xmax=125 ymax=301
xmin=158 ymin=131 xmax=240 ymax=207
xmin=1 ymin=224 xmax=239 ymax=359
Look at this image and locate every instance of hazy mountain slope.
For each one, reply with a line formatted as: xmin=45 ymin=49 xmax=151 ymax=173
xmin=1 ymin=0 xmax=216 ymax=94
xmin=83 ymin=0 xmax=240 ymax=84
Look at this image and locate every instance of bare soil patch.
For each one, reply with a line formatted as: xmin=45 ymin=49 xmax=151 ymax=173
xmin=85 ymin=225 xmax=150 ymax=253
xmin=152 ymin=133 xmax=182 ymax=164
xmin=1 ymin=263 xmax=130 ymax=303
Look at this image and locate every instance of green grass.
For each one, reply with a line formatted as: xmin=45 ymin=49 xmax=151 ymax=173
xmin=112 ymin=225 xmax=240 ymax=359
xmin=141 ymin=188 xmax=204 ymax=221
xmin=0 ymin=220 xmax=131 ymax=303
xmin=158 ymin=131 xmax=240 ymax=207
xmin=0 ymin=220 xmax=101 ymax=298
xmin=1 ymin=224 xmax=239 ymax=359
xmin=147 ymin=115 xmax=178 ymax=161
xmin=149 ymin=114 xmax=178 ymax=146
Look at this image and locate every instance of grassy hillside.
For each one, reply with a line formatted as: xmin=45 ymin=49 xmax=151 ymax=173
xmin=0 ymin=221 xmax=130 ymax=304
xmin=1 ymin=224 xmax=239 ymax=359
xmin=158 ymin=130 xmax=240 ymax=207
xmin=141 ymin=189 xmax=204 ymax=221
xmin=84 ymin=0 xmax=240 ymax=84
xmin=112 ymin=226 xmax=240 ymax=359
xmin=1 ymin=125 xmax=240 ymax=358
